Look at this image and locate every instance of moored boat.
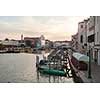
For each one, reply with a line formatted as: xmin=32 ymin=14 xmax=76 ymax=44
xmin=39 ymin=67 xmax=66 ymax=76
xmin=38 ymin=59 xmax=66 ymax=76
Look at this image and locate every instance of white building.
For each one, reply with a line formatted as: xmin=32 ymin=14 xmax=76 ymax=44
xmin=87 ymin=16 xmax=95 ymax=47
xmin=86 ymin=16 xmax=95 ymax=61
xmin=0 ymin=39 xmax=20 ymax=51
xmin=1 ymin=40 xmax=19 ymax=46
xmin=76 ymin=16 xmax=100 ymax=65
xmin=78 ymin=19 xmax=89 ymax=54
xmin=94 ymin=16 xmax=100 ymax=64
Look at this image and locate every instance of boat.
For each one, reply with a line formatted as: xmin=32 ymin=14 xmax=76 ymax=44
xmin=39 ymin=66 xmax=66 ymax=76
xmin=38 ymin=60 xmax=66 ymax=76
xmin=38 ymin=65 xmax=48 ymax=70
xmin=39 ymin=60 xmax=48 ymax=65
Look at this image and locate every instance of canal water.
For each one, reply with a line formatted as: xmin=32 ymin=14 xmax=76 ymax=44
xmin=0 ymin=53 xmax=74 ymax=83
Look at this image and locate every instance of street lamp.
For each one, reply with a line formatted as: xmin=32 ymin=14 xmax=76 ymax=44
xmin=88 ymin=44 xmax=92 ymax=79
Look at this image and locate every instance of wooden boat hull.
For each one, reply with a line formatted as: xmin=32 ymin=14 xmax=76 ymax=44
xmin=38 ymin=60 xmax=66 ymax=76
xmin=39 ymin=66 xmax=66 ymax=76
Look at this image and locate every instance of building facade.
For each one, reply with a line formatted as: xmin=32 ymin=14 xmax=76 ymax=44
xmin=86 ymin=16 xmax=95 ymax=61
xmin=78 ymin=19 xmax=89 ymax=54
xmin=71 ymin=33 xmax=78 ymax=51
xmin=24 ymin=37 xmax=40 ymax=48
xmin=72 ymin=16 xmax=100 ymax=65
xmin=94 ymin=16 xmax=100 ymax=64
xmin=24 ymin=35 xmax=46 ymax=49
xmin=53 ymin=41 xmax=71 ymax=48
xmin=0 ymin=39 xmax=20 ymax=51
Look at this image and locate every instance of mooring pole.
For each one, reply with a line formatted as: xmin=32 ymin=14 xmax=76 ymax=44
xmin=36 ymin=56 xmax=40 ymax=82
xmin=36 ymin=56 xmax=39 ymax=68
xmin=88 ymin=45 xmax=92 ymax=79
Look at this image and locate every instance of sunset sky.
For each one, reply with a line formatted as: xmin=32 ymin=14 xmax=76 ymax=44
xmin=0 ymin=16 xmax=88 ymax=41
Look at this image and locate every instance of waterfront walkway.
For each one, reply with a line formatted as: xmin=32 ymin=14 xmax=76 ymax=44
xmin=87 ymin=62 xmax=100 ymax=83
xmin=78 ymin=62 xmax=100 ymax=83
xmin=69 ymin=55 xmax=100 ymax=83
xmin=77 ymin=62 xmax=100 ymax=83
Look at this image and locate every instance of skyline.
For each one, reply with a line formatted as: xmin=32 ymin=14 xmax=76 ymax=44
xmin=0 ymin=16 xmax=88 ymax=41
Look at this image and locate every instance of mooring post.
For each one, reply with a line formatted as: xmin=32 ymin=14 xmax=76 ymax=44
xmin=49 ymin=61 xmax=51 ymax=83
xmin=88 ymin=46 xmax=92 ymax=79
xmin=36 ymin=56 xmax=40 ymax=82
xmin=36 ymin=56 xmax=39 ymax=68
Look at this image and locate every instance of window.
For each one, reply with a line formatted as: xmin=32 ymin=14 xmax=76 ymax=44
xmin=80 ymin=35 xmax=83 ymax=43
xmin=81 ymin=25 xmax=83 ymax=28
xmin=88 ymin=34 xmax=95 ymax=43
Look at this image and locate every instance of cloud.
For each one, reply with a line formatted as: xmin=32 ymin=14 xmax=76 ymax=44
xmin=0 ymin=16 xmax=88 ymax=40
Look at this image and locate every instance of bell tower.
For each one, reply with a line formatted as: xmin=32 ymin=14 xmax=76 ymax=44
xmin=21 ymin=34 xmax=23 ymax=41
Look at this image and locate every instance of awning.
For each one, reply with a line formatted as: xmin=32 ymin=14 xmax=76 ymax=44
xmin=73 ymin=52 xmax=89 ymax=62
